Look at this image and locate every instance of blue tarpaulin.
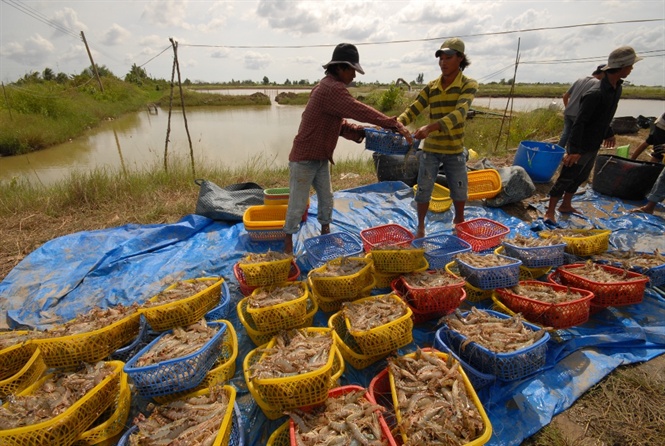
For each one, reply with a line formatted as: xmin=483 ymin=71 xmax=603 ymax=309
xmin=1 ymin=181 xmax=665 ymax=445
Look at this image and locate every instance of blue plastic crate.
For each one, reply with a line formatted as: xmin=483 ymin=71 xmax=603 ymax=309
xmin=502 ymin=240 xmax=566 ymax=269
xmin=412 ymin=233 xmax=472 ymax=269
xmin=205 ymin=280 xmax=231 ymax=321
xmin=117 ymin=401 xmax=244 ymax=446
xmin=437 ymin=309 xmax=549 ymax=382
xmin=456 ymin=254 xmax=521 ymax=290
xmin=364 ymin=128 xmax=420 ymax=155
xmin=433 ymin=330 xmax=496 ymax=390
xmin=123 ymin=321 xmax=227 ymax=398
xmin=304 ymin=231 xmax=364 ymax=268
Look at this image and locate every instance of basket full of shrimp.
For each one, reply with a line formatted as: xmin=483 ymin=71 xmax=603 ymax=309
xmin=288 ymin=385 xmax=397 ymax=446
xmin=494 ymin=280 xmax=595 ymax=329
xmin=237 ymin=251 xmax=294 ymax=287
xmin=341 ymin=293 xmax=413 ymax=357
xmin=501 ymin=234 xmax=567 ymax=269
xmin=436 ymin=308 xmax=550 ymax=381
xmin=387 ymin=348 xmax=492 ymax=445
xmin=243 ymin=328 xmax=343 ymax=416
xmin=539 ymin=228 xmax=611 ymax=257
xmin=390 ymin=269 xmax=466 ymax=314
xmin=244 ymin=281 xmax=310 ymax=332
xmin=549 ymin=261 xmax=648 ymax=307
xmin=455 ymin=251 xmax=522 ymax=290
xmin=360 ymin=224 xmax=425 ymax=273
xmin=592 ymin=249 xmax=665 ymax=288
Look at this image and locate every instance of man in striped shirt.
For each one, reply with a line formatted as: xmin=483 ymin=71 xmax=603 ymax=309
xmin=398 ymin=38 xmax=478 ymax=238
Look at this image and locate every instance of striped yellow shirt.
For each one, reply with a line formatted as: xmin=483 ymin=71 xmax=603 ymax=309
xmin=398 ymin=71 xmax=477 ymax=154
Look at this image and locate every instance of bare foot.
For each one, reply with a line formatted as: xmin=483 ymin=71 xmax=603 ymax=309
xmin=415 ymin=226 xmax=425 ymax=239
xmin=628 ymin=206 xmax=654 ymax=215
xmin=284 ymin=235 xmax=293 ymax=255
xmin=453 ymin=218 xmax=464 ymax=225
xmin=544 ymin=212 xmax=556 ymax=224
xmin=557 ymin=206 xmax=580 ymax=214
xmin=321 ymin=224 xmax=330 ymax=235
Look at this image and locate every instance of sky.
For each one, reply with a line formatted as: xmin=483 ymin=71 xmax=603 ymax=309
xmin=1 ymin=0 xmax=664 ymax=87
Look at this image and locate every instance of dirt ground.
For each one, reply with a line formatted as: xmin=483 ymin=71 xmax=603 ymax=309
xmin=1 ymin=130 xmax=663 ymax=445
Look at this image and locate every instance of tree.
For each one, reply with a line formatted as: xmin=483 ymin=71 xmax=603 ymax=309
xmin=42 ymin=68 xmax=55 ymax=81
xmin=56 ymin=72 xmax=69 ymax=84
xmin=284 ymin=79 xmax=291 ymax=85
xmin=416 ymin=73 xmax=424 ymax=84
xmin=262 ymin=76 xmax=270 ymax=85
xmin=125 ymin=63 xmax=149 ymax=85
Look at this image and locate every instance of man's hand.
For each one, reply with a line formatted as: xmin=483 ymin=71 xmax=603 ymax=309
xmin=603 ymin=136 xmax=616 ymax=148
xmin=396 ymin=123 xmax=414 ymax=145
xmin=562 ymin=153 xmax=581 ymax=167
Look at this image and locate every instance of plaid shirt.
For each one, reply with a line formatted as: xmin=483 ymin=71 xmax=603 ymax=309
xmin=290 ymin=74 xmax=402 ymax=163
xmin=398 ymin=72 xmax=477 ymax=154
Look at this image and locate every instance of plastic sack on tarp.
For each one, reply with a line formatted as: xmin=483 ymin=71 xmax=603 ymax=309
xmin=195 ymin=179 xmax=264 ymax=222
xmin=485 ymin=165 xmax=536 ymax=207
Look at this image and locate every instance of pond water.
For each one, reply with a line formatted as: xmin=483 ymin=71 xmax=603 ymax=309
xmin=1 ymin=90 xmax=663 ymax=187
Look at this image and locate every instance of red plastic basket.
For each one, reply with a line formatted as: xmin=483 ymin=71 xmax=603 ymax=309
xmin=551 ymin=263 xmax=648 ymax=307
xmin=494 ymin=281 xmax=594 ymax=329
xmin=403 ymin=289 xmax=467 ymax=324
xmin=390 ymin=272 xmax=465 ymax=313
xmin=288 ymin=385 xmax=397 ymax=446
xmin=233 ymin=260 xmax=300 ymax=296
xmin=455 ymin=218 xmax=510 ymax=252
xmin=360 ymin=224 xmax=414 ymax=253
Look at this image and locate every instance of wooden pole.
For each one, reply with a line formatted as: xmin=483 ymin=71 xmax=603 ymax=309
xmin=80 ymin=31 xmax=104 ymax=93
xmin=164 ymin=40 xmax=178 ymax=172
xmin=493 ymin=38 xmax=520 ymax=153
xmin=1 ymin=82 xmax=13 ymax=120
xmin=170 ymin=37 xmax=196 ymax=178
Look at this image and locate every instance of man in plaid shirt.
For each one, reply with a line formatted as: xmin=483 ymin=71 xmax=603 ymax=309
xmin=283 ymin=43 xmax=412 ymax=254
xmin=398 ymin=38 xmax=478 ymax=238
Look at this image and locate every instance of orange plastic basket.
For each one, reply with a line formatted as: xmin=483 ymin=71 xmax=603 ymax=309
xmin=390 ymin=271 xmax=466 ymax=313
xmin=360 ymin=224 xmax=414 ymax=253
xmin=455 ymin=217 xmax=510 ymax=252
xmin=138 ymin=277 xmax=223 ymax=332
xmin=0 ymin=361 xmax=123 ymax=446
xmin=242 ymin=204 xmax=288 ymax=229
xmin=0 ymin=347 xmax=46 ymax=400
xmin=467 ymin=169 xmax=502 ymax=200
xmin=245 ymin=281 xmax=309 ymax=332
xmin=343 ymin=294 xmax=414 ymax=357
xmin=30 ymin=313 xmax=141 ymax=369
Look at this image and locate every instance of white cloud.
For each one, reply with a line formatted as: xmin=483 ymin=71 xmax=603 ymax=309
xmin=102 ymin=24 xmax=131 ymax=46
xmin=1 ymin=34 xmax=54 ymax=66
xmin=51 ymin=7 xmax=87 ymax=38
xmin=244 ymin=51 xmax=272 ymax=70
xmin=141 ymin=0 xmax=193 ymax=30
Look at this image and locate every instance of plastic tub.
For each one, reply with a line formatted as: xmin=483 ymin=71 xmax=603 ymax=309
xmin=513 ymin=140 xmax=565 ymax=183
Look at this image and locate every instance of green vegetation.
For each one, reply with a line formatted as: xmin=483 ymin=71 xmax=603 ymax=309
xmin=479 ymin=82 xmax=665 ymax=100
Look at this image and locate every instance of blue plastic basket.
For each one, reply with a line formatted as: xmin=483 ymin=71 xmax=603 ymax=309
xmin=502 ymin=239 xmax=566 ymax=269
xmin=455 ymin=254 xmax=521 ymax=290
xmin=205 ymin=281 xmax=231 ymax=321
xmin=123 ymin=321 xmax=227 ymax=398
xmin=364 ymin=128 xmax=420 ymax=155
xmin=412 ymin=233 xmax=472 ymax=269
xmin=432 ymin=330 xmax=496 ymax=390
xmin=116 ymin=401 xmax=244 ymax=446
xmin=110 ymin=315 xmax=152 ymax=362
xmin=303 ymin=231 xmax=364 ymax=268
xmin=437 ymin=309 xmax=549 ymax=381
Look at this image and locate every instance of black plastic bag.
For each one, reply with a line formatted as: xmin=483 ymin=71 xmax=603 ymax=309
xmin=194 ymin=179 xmax=264 ymax=222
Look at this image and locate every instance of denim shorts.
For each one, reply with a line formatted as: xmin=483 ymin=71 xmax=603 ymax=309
xmin=283 ymin=160 xmax=333 ymax=234
xmin=414 ymin=151 xmax=468 ymax=203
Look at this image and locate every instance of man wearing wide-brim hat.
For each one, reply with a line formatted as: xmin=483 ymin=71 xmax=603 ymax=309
xmin=283 ymin=43 xmax=412 ymax=254
xmin=544 ymin=46 xmax=642 ymax=224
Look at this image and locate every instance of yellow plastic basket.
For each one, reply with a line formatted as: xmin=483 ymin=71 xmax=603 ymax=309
xmin=30 ymin=313 xmax=141 ymax=369
xmin=389 ymin=349 xmax=492 ymax=445
xmin=0 ymin=334 xmax=38 ymax=381
xmin=343 ymin=294 xmax=414 ymax=357
xmin=445 ymin=261 xmax=493 ymax=302
xmin=413 ymin=183 xmax=453 ymax=212
xmin=467 ymin=169 xmax=502 ymax=200
xmin=370 ymin=254 xmax=429 ymax=288
xmin=243 ymin=328 xmax=338 ymax=412
xmin=243 ymin=205 xmax=288 ymax=229
xmin=73 ymin=372 xmax=130 ymax=446
xmin=539 ymin=229 xmax=611 ymax=257
xmin=328 ymin=311 xmax=389 ymax=370
xmin=0 ymin=360 xmax=123 ymax=446
xmin=237 ymin=256 xmax=293 ymax=287
xmin=370 ymin=246 xmax=426 ymax=273
xmin=152 ymin=320 xmax=238 ymax=404
xmin=308 ymin=256 xmax=374 ymax=298
xmin=245 ymin=281 xmax=309 ymax=332
xmin=308 ymin=274 xmax=375 ymax=313
xmin=237 ymin=294 xmax=318 ymax=346
xmin=266 ymin=421 xmax=291 ymax=446
xmin=139 ymin=277 xmax=223 ymax=332
xmin=0 ymin=347 xmax=46 ymax=400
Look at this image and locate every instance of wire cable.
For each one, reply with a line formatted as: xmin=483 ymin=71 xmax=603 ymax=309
xmin=1 ymin=0 xmax=81 ymax=40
